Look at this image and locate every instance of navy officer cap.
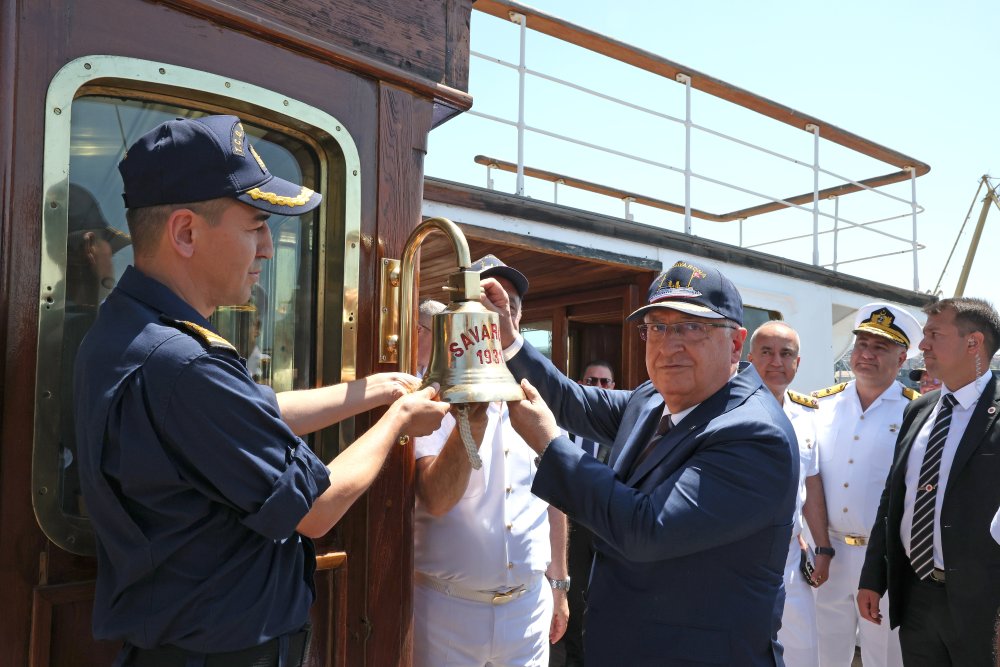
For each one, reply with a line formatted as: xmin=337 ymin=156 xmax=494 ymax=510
xmin=118 ymin=115 xmax=322 ymax=215
xmin=627 ymin=259 xmax=743 ymax=325
xmin=470 ymin=254 xmax=529 ymax=297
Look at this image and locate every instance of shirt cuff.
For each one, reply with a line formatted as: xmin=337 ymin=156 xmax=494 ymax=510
xmin=503 ymin=334 xmax=524 ymax=361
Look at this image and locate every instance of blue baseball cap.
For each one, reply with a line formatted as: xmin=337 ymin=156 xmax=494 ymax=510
xmin=471 ymin=254 xmax=529 ymax=297
xmin=627 ymin=260 xmax=743 ymax=325
xmin=118 ymin=115 xmax=321 ymax=215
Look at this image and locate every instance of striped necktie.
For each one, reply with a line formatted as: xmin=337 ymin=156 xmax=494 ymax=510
xmin=909 ymin=393 xmax=957 ymax=580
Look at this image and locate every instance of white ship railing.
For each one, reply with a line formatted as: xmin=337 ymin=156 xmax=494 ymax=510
xmin=436 ymin=0 xmax=931 ymax=290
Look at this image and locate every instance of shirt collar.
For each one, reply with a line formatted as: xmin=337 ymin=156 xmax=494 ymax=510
xmin=116 ymin=265 xmax=214 ymax=330
xmin=942 ymin=370 xmax=993 ymax=410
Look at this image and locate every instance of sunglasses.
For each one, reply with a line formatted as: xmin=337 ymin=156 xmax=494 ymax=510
xmin=583 ymin=377 xmax=613 ymax=387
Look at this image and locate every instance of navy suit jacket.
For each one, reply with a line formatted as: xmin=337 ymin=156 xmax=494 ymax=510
xmin=860 ymin=375 xmax=1000 ymax=647
xmin=509 ymin=343 xmax=797 ymax=666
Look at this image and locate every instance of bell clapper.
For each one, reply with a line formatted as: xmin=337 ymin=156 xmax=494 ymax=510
xmin=455 ymin=404 xmax=483 ymax=470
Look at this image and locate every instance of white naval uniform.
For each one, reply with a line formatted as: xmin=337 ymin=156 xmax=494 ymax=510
xmin=413 ymin=402 xmax=553 ymax=667
xmin=813 ymin=381 xmax=914 ymax=667
xmin=778 ymin=392 xmax=821 ymax=667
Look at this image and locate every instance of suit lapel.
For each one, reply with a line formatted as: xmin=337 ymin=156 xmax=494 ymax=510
xmin=625 ymin=365 xmax=759 ymax=485
xmin=612 ymin=393 xmax=664 ymax=477
xmin=947 ymin=375 xmax=1000 ymax=485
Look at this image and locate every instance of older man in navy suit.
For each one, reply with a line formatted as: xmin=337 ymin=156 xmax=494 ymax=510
xmin=482 ymin=260 xmax=798 ymax=666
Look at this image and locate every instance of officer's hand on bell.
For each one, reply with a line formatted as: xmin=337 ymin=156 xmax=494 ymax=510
xmin=366 ymin=372 xmax=422 ymax=404
xmin=507 ymin=379 xmax=561 ymax=454
xmin=392 ymin=384 xmax=450 ymax=438
xmin=478 ymin=278 xmax=518 ymax=348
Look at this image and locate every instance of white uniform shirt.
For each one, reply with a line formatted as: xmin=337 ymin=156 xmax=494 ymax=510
xmin=900 ymin=370 xmax=992 ymax=567
xmin=814 ymin=381 xmax=911 ymax=537
xmin=414 ymin=402 xmax=551 ymax=591
xmin=783 ymin=395 xmax=820 ymax=538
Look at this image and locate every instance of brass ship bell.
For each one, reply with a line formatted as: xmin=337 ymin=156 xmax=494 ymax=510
xmin=398 ymin=217 xmax=524 ymax=468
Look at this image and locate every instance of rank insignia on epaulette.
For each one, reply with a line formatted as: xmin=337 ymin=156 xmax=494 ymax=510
xmin=161 ymin=316 xmax=237 ymax=353
xmin=787 ymin=390 xmax=819 ymax=409
xmin=812 ymin=382 xmax=849 ymax=399
xmin=902 ymin=387 xmax=920 ymax=401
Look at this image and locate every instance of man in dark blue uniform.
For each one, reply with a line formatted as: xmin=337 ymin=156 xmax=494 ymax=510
xmin=74 ymin=115 xmax=449 ymax=667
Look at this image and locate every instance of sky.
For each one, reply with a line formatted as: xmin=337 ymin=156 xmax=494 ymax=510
xmin=425 ymin=0 xmax=1000 ymax=302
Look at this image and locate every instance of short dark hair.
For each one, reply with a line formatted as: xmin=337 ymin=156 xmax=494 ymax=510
xmin=582 ymin=359 xmax=614 ymax=380
xmin=923 ymin=297 xmax=1000 ymax=357
xmin=125 ymin=198 xmax=231 ymax=256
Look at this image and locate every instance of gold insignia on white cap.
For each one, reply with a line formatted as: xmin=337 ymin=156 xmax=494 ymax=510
xmin=852 ymin=302 xmax=923 ymax=358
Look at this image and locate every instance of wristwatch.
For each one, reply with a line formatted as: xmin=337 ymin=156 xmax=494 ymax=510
xmin=814 ymin=546 xmax=836 ymax=558
xmin=546 ymin=575 xmax=571 ymax=592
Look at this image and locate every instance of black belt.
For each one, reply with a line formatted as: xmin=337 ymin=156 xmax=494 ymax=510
xmin=130 ymin=628 xmax=310 ymax=667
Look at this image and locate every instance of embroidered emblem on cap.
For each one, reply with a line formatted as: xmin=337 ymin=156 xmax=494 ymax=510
xmin=246 ymin=186 xmax=315 ymax=207
xmin=231 ymin=122 xmax=246 ymax=157
xmin=249 ymin=143 xmax=267 ymax=171
xmin=653 ymin=261 xmax=708 ymax=300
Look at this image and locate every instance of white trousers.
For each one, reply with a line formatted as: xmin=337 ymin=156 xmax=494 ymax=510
xmin=815 ymin=543 xmax=902 ymax=667
xmin=413 ymin=575 xmax=552 ymax=667
xmin=779 ymin=539 xmax=819 ymax=667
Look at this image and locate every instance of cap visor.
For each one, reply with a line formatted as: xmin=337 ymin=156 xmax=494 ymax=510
xmin=237 ymin=175 xmax=322 ymax=215
xmin=481 ymin=266 xmax=529 ymax=297
xmin=627 ymin=301 xmax=723 ymax=322
xmin=852 ymin=326 xmax=908 ymax=349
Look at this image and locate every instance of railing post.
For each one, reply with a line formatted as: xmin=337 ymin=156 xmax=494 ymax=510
xmin=554 ymin=178 xmax=563 ymax=204
xmin=738 ymin=218 xmax=744 ymax=247
xmin=908 ymin=166 xmax=919 ymax=291
xmin=623 ymin=196 xmax=635 ymax=221
xmin=806 ymin=123 xmax=820 ymax=266
xmin=676 ymin=73 xmax=693 ymax=236
xmin=510 ymin=11 xmax=527 ymax=196
xmin=486 ymin=163 xmax=495 ymax=190
xmin=832 ymin=195 xmax=840 ymax=272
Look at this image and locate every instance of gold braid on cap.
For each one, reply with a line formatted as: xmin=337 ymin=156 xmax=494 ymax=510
xmin=855 ymin=307 xmax=909 ymax=348
xmin=245 ymin=186 xmax=314 ymax=207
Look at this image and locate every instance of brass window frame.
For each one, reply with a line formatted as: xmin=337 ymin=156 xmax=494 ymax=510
xmin=35 ymin=55 xmax=361 ymax=555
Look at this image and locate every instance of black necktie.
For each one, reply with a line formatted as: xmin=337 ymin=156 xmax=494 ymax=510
xmin=627 ymin=414 xmax=672 ymax=477
xmin=909 ymin=393 xmax=957 ymax=580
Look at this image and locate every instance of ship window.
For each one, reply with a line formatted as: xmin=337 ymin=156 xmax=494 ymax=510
xmin=741 ymin=306 xmax=784 ymax=362
xmin=36 ymin=57 xmax=361 ymax=555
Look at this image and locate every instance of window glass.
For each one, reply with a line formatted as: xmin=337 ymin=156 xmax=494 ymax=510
xmin=58 ymin=96 xmax=320 ymax=518
xmin=741 ymin=306 xmax=782 ymax=362
xmin=521 ymin=319 xmax=553 ymax=360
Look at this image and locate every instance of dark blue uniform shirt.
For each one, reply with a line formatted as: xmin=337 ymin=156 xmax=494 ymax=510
xmin=74 ymin=266 xmax=331 ymax=653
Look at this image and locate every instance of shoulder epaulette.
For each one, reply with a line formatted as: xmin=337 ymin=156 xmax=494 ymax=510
xmin=812 ymin=382 xmax=849 ymax=399
xmin=787 ymin=389 xmax=818 ymax=409
xmin=161 ymin=316 xmax=237 ymax=353
xmin=902 ymin=387 xmax=920 ymax=401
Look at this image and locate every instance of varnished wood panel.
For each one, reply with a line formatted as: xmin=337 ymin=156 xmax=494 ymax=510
xmin=367 ymin=83 xmax=434 ymax=667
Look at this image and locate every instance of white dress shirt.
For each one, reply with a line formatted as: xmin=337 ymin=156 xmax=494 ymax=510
xmin=900 ymin=370 xmax=992 ymax=567
xmin=784 ymin=397 xmax=820 ymax=538
xmin=413 ymin=402 xmax=551 ymax=591
xmin=815 ymin=381 xmax=910 ymax=537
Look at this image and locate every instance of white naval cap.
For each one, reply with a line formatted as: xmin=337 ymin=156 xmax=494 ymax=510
xmin=852 ymin=302 xmax=922 ymax=359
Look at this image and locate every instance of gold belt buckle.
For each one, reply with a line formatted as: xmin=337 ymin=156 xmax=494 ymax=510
xmin=491 ymin=584 xmax=524 ymax=605
xmin=491 ymin=591 xmax=513 ymax=605
xmin=844 ymin=534 xmax=867 ymax=546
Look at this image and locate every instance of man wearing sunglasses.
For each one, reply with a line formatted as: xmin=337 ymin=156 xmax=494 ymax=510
xmin=482 ymin=259 xmax=797 ymax=666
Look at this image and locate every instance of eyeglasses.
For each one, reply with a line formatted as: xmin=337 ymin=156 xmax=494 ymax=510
xmin=583 ymin=377 xmax=613 ymax=387
xmin=638 ymin=321 xmax=737 ymax=342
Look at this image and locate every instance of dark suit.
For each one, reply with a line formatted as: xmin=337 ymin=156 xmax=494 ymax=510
xmin=509 ymin=343 xmax=797 ymax=666
xmin=860 ymin=375 xmax=1000 ymax=665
